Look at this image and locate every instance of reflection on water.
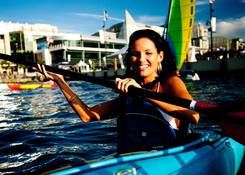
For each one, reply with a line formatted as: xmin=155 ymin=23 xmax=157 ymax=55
xmin=0 ymin=77 xmax=244 ymax=174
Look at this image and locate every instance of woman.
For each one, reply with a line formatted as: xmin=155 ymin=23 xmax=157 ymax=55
xmin=36 ymin=29 xmax=199 ymax=153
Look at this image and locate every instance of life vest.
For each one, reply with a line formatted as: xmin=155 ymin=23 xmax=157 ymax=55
xmin=117 ymin=96 xmax=182 ymax=154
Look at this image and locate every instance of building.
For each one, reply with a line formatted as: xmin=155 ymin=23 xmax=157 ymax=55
xmin=0 ymin=21 xmax=59 ymax=75
xmin=34 ymin=10 xmax=164 ymax=72
xmin=0 ymin=21 xmax=58 ymax=54
xmin=192 ymin=23 xmax=209 ymax=51
xmin=0 ymin=10 xmax=213 ymax=75
xmin=0 ymin=10 xmax=165 ymax=75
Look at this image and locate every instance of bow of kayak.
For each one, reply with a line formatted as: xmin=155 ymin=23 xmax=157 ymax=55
xmin=49 ymin=129 xmax=244 ymax=175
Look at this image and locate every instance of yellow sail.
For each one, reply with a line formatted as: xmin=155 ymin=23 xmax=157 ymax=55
xmin=166 ymin=0 xmax=195 ymax=69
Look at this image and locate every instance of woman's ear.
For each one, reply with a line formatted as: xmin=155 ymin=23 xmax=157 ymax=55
xmin=158 ymin=51 xmax=164 ymax=62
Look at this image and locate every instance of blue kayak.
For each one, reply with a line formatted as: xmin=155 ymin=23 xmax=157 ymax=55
xmin=50 ymin=129 xmax=244 ymax=175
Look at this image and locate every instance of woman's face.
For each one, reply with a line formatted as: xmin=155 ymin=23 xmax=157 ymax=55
xmin=130 ymin=37 xmax=163 ymax=83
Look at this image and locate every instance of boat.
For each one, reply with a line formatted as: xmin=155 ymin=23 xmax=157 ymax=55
xmin=7 ymin=81 xmax=58 ymax=90
xmin=179 ymin=69 xmax=200 ymax=81
xmin=49 ymin=128 xmax=244 ymax=175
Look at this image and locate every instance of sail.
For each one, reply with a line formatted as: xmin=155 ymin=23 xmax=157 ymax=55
xmin=165 ymin=0 xmax=195 ymax=69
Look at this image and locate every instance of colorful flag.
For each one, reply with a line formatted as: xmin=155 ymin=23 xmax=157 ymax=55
xmin=103 ymin=10 xmax=109 ymax=21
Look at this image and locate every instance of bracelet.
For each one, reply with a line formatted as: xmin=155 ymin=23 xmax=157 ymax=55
xmin=190 ymin=100 xmax=197 ymax=110
xmin=68 ymin=95 xmax=78 ymax=103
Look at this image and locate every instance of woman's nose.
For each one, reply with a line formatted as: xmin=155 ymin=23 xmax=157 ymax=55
xmin=138 ymin=53 xmax=145 ymax=61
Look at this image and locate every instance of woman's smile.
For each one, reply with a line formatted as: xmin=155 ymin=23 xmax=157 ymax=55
xmin=137 ymin=64 xmax=149 ymax=71
xmin=131 ymin=37 xmax=162 ymax=83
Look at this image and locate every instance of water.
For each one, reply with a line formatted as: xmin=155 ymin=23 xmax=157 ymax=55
xmin=0 ymin=76 xmax=244 ymax=174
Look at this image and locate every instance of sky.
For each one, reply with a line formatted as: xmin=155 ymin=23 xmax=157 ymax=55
xmin=1 ymin=0 xmax=245 ymax=39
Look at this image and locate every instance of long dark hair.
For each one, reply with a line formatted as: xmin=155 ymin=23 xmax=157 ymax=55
xmin=125 ymin=29 xmax=177 ymax=81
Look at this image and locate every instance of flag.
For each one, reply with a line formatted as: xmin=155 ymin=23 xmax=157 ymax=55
xmin=209 ymin=0 xmax=215 ymax=3
xmin=103 ymin=10 xmax=109 ymax=21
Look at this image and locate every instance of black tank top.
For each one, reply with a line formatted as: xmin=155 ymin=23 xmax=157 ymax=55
xmin=117 ymin=96 xmax=178 ymax=153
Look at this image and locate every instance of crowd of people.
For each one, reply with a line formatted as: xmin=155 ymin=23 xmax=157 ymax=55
xmin=195 ymin=44 xmax=245 ymax=60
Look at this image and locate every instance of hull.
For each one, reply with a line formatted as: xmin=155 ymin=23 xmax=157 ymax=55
xmin=50 ymin=130 xmax=244 ymax=175
xmin=8 ymin=84 xmax=42 ymax=90
xmin=7 ymin=82 xmax=58 ymax=90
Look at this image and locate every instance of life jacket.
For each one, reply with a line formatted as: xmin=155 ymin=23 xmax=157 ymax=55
xmin=117 ymin=96 xmax=188 ymax=154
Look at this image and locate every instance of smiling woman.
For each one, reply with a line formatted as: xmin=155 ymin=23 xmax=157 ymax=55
xmin=129 ymin=37 xmax=163 ymax=82
xmin=34 ymin=29 xmax=200 ymax=154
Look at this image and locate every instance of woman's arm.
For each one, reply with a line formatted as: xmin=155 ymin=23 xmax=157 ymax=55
xmin=148 ymin=76 xmax=200 ymax=124
xmin=115 ymin=76 xmax=199 ymax=124
xmin=55 ymin=78 xmax=99 ymax=122
xmin=36 ymin=65 xmax=120 ymax=122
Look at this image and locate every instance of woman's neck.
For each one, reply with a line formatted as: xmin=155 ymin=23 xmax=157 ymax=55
xmin=141 ymin=77 xmax=160 ymax=90
xmin=140 ymin=73 xmax=158 ymax=85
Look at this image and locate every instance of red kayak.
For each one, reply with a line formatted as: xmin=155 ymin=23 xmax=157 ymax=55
xmin=7 ymin=81 xmax=58 ymax=90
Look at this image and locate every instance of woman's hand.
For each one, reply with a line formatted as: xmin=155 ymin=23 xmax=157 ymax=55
xmin=115 ymin=77 xmax=141 ymax=93
xmin=35 ymin=64 xmax=65 ymax=82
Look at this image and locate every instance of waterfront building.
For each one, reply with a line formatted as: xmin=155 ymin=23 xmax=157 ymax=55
xmin=0 ymin=21 xmax=59 ymax=75
xmin=0 ymin=11 xmax=165 ymax=75
xmin=34 ymin=10 xmax=164 ymax=72
xmin=1 ymin=10 xmax=233 ymax=76
xmin=0 ymin=21 xmax=58 ymax=55
xmin=192 ymin=23 xmax=209 ymax=52
xmin=231 ymin=38 xmax=244 ymax=51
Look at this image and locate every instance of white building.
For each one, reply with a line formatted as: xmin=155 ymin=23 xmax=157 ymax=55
xmin=0 ymin=10 xmax=210 ymax=74
xmin=34 ymin=10 xmax=165 ymax=71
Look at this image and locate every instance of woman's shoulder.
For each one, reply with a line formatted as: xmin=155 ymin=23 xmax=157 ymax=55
xmin=160 ymin=75 xmax=187 ymax=94
xmin=161 ymin=75 xmax=184 ymax=86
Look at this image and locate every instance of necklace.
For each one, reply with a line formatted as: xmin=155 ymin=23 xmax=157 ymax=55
xmin=142 ymin=78 xmax=160 ymax=91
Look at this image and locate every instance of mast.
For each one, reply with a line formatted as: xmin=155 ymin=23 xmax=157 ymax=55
xmin=163 ymin=0 xmax=173 ymax=40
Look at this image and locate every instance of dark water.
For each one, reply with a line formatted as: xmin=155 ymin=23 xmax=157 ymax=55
xmin=0 ymin=76 xmax=244 ymax=174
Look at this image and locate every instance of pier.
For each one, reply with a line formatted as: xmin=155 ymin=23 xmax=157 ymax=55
xmin=183 ymin=57 xmax=245 ymax=76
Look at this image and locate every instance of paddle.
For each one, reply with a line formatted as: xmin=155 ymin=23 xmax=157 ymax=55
xmin=1 ymin=53 xmax=244 ymax=144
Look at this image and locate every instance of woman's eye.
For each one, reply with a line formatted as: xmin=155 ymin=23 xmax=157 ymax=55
xmin=146 ymin=52 xmax=152 ymax=55
xmin=131 ymin=52 xmax=139 ymax=57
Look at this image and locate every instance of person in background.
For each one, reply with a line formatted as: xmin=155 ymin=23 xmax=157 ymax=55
xmin=36 ymin=29 xmax=199 ymax=153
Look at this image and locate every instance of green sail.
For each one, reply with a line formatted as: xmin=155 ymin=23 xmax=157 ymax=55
xmin=166 ymin=0 xmax=195 ymax=69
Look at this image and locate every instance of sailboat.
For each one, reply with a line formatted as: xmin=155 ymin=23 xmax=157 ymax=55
xmin=165 ymin=0 xmax=200 ymax=80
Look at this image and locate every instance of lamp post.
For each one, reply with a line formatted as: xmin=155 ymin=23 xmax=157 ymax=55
xmin=210 ymin=2 xmax=213 ymax=59
xmin=103 ymin=10 xmax=108 ymax=69
xmin=209 ymin=0 xmax=216 ymax=59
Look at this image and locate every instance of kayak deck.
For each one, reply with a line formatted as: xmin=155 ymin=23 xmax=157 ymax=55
xmin=49 ymin=130 xmax=244 ymax=175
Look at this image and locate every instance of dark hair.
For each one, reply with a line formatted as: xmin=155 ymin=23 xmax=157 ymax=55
xmin=125 ymin=29 xmax=177 ymax=80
